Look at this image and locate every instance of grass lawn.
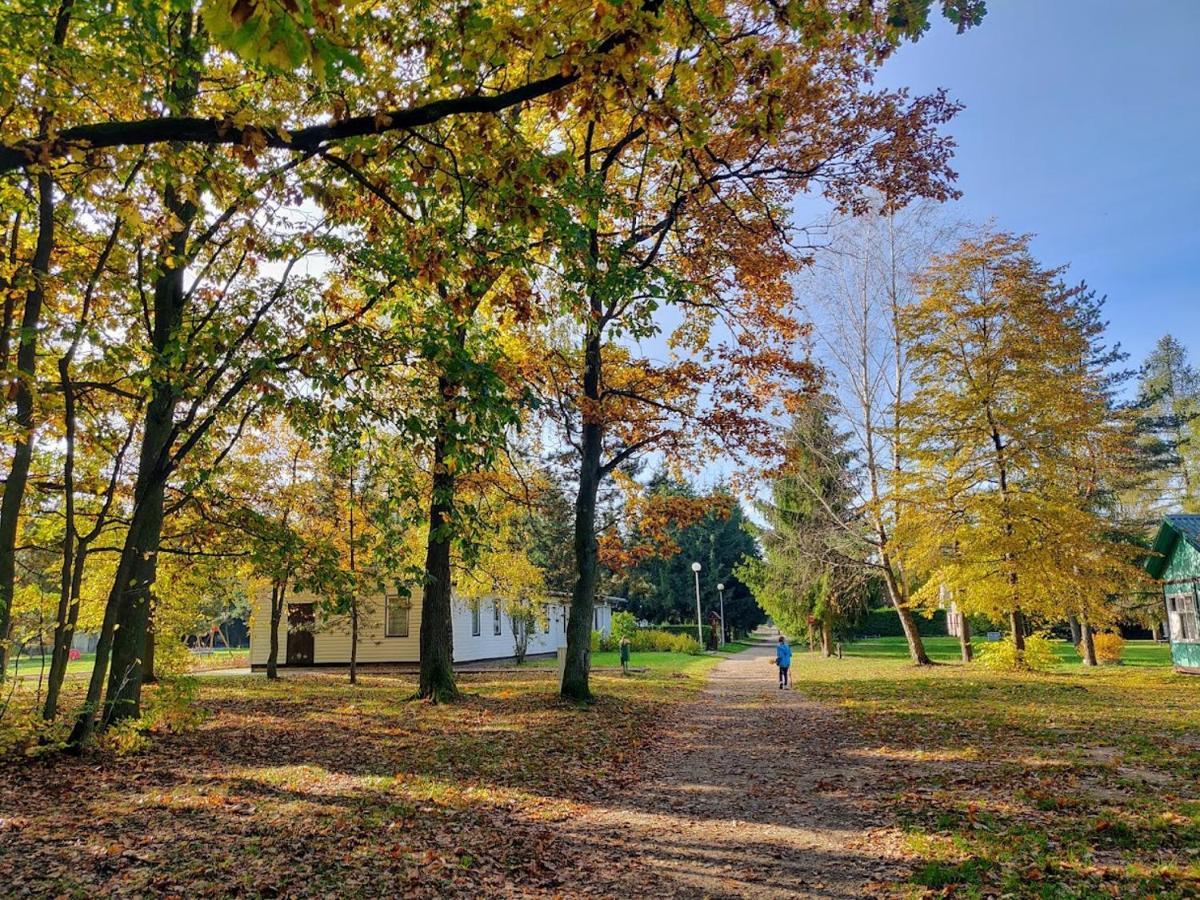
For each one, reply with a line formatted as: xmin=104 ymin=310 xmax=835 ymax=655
xmin=525 ymin=644 xmax=751 ymax=672
xmin=2 ymin=638 xmax=1194 ymax=896
xmin=0 ymin=656 xmax=720 ymax=897
xmin=789 ymin=642 xmax=1200 ymax=897
xmin=840 ymin=635 xmax=1174 ymax=668
xmin=7 ymin=646 xmax=250 ymax=680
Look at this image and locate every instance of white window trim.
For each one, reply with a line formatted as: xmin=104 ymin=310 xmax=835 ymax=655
xmin=471 ymin=604 xmax=481 ymax=637
xmin=493 ymin=601 xmax=502 ymax=636
xmin=1167 ymin=591 xmax=1199 ymax=642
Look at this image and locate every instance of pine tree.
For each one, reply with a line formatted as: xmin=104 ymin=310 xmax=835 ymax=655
xmin=743 ymin=403 xmax=867 ymax=655
xmin=1130 ymin=335 xmax=1200 ymax=516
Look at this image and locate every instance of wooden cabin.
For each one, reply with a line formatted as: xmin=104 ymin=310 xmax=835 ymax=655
xmin=1145 ymin=514 xmax=1200 ymax=674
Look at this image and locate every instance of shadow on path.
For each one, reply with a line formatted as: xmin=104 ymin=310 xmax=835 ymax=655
xmin=565 ymin=631 xmax=905 ymax=898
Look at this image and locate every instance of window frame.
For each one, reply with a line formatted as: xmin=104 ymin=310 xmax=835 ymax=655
xmin=1167 ymin=590 xmax=1199 ymax=642
xmin=385 ymin=592 xmax=411 ymax=638
xmin=471 ymin=603 xmax=481 ymax=637
xmin=493 ymin=601 xmax=502 ymax=636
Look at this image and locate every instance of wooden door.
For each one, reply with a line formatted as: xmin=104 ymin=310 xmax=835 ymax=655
xmin=286 ymin=603 xmax=315 ymax=666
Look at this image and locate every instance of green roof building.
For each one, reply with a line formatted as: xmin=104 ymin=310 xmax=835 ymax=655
xmin=1145 ymin=515 xmax=1200 ymax=674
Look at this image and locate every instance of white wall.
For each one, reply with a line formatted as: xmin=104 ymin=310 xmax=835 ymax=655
xmin=250 ymin=587 xmax=612 ymax=666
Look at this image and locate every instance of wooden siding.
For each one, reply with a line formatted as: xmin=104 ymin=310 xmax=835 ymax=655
xmin=1161 ymin=535 xmax=1200 ymax=671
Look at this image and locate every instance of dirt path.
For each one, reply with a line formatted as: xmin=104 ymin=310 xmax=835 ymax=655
xmin=567 ymin=635 xmax=905 ymax=898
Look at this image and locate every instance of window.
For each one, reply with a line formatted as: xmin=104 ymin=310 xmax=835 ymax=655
xmin=594 ymin=608 xmax=599 ymax=629
xmin=493 ymin=601 xmax=502 ymax=636
xmin=471 ymin=604 xmax=481 ymax=637
xmin=385 ymin=592 xmax=410 ymax=638
xmin=1167 ymin=592 xmax=1199 ymax=642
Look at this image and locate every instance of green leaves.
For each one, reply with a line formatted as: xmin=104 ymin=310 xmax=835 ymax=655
xmin=201 ymin=0 xmax=363 ymax=80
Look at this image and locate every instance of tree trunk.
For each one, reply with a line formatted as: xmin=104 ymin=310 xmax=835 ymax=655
xmin=71 ymin=191 xmax=195 ymax=741
xmin=1010 ymin=608 xmax=1026 ymax=653
xmin=143 ymin=620 xmax=156 ymax=685
xmin=1080 ymin=618 xmax=1097 ymax=666
xmin=267 ymin=581 xmax=283 ymax=680
xmin=349 ymin=599 xmax=358 ymax=685
xmin=820 ymin=614 xmax=833 ymax=658
xmin=561 ymin=327 xmax=603 ymax=702
xmin=0 ymin=171 xmax=54 ymax=681
xmin=44 ymin=543 xmax=86 ymax=719
xmin=417 ymin=394 xmax=459 ymax=702
xmin=1149 ymin=620 xmax=1159 ymax=642
xmin=879 ymin=559 xmax=931 ymax=665
xmin=1067 ymin=613 xmax=1081 ymax=648
xmin=958 ymin=610 xmax=973 ymax=662
xmin=103 ymin=471 xmax=170 ymax=726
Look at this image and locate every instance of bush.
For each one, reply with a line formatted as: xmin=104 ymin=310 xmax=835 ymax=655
xmin=658 ymin=623 xmax=712 ymax=645
xmin=594 ymin=628 xmax=701 ymax=654
xmin=0 ymin=710 xmax=68 ymax=759
xmin=635 ymin=630 xmax=701 ymax=654
xmin=610 ymin=611 xmax=638 ymax=642
xmin=975 ymin=631 xmax=1059 ymax=671
xmin=1090 ymin=632 xmax=1125 ymax=665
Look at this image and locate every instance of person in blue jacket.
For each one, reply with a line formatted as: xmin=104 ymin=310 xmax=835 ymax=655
xmin=775 ymin=635 xmax=792 ymax=689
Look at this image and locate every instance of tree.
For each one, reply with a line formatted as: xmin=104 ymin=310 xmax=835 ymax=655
xmin=620 ymin=476 xmax=763 ymax=636
xmin=896 ymin=232 xmax=1144 ymax=659
xmin=536 ymin=7 xmax=970 ymax=700
xmin=743 ymin=405 xmax=867 ymax=655
xmin=800 ymin=204 xmax=956 ymax=664
xmin=1128 ymin=335 xmax=1200 ymax=518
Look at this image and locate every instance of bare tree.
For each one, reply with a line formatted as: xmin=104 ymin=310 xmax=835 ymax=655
xmin=798 ymin=203 xmax=957 ymax=664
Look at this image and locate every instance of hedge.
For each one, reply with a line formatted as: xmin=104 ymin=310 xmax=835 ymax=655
xmin=591 ymin=629 xmax=702 ymax=654
xmin=851 ymin=607 xmax=947 ymax=639
xmin=658 ymin=623 xmax=714 ymax=645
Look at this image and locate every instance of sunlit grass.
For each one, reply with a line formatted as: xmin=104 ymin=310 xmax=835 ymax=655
xmin=789 ymin=642 xmax=1200 ymax=896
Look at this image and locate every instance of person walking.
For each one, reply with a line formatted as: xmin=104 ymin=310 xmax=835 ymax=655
xmin=775 ymin=635 xmax=792 ymax=689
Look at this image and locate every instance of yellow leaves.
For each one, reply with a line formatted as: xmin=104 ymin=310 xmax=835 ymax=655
xmin=897 ymin=231 xmax=1145 ymax=622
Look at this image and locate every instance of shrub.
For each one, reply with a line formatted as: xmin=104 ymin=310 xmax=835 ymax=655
xmin=0 ymin=710 xmax=68 ymax=759
xmin=658 ymin=623 xmax=712 ymax=646
xmin=975 ymin=631 xmax=1059 ymax=671
xmin=593 ymin=627 xmax=702 ymax=655
xmin=1090 ymin=632 xmax=1125 ymax=665
xmin=96 ymin=676 xmax=207 ymax=757
xmin=611 ymin=611 xmax=638 ymax=642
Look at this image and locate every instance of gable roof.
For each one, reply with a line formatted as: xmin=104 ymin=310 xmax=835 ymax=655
xmin=1145 ymin=515 xmax=1200 ymax=578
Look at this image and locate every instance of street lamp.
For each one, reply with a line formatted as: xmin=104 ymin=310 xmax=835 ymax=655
xmin=716 ymin=582 xmax=726 ymax=646
xmin=691 ymin=562 xmax=703 ymax=647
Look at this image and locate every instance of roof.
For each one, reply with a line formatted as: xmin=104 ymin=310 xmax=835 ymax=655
xmin=1145 ymin=515 xmax=1200 ymax=578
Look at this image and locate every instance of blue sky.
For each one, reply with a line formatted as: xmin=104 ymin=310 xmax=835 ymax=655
xmin=873 ymin=0 xmax=1199 ymax=370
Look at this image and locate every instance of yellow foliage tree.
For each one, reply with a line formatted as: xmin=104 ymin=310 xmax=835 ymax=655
xmin=896 ymin=232 xmax=1143 ymax=657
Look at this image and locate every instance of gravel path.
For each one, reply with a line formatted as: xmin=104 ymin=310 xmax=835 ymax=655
xmin=567 ymin=635 xmax=905 ymax=898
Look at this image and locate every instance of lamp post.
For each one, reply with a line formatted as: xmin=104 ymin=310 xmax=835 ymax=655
xmin=691 ymin=562 xmax=703 ymax=647
xmin=716 ymin=582 xmax=726 ymax=646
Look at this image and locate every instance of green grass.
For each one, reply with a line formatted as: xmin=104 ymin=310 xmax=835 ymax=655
xmin=839 ymin=635 xmax=1173 ymax=667
xmin=7 ymin=646 xmax=250 ymax=679
xmin=789 ymin=639 xmax=1199 ymax=896
xmin=526 ymin=650 xmax=721 ymax=674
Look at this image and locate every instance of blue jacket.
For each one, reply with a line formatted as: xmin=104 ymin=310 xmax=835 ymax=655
xmin=776 ymin=642 xmax=792 ymax=667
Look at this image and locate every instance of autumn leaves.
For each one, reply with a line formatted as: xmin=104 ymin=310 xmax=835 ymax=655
xmin=0 ymin=0 xmax=985 ymax=743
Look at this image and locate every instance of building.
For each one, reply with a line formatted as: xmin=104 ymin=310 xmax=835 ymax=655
xmin=249 ymin=588 xmax=613 ymax=669
xmin=1145 ymin=514 xmax=1200 ymax=674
